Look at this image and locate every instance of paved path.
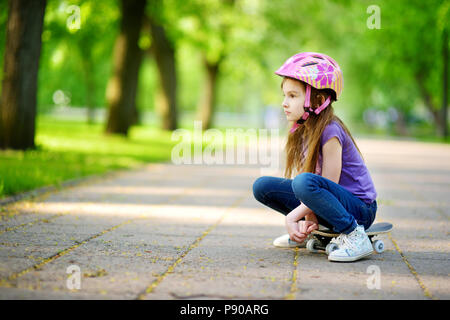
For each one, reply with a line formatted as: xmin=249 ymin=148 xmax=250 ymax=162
xmin=0 ymin=138 xmax=449 ymax=300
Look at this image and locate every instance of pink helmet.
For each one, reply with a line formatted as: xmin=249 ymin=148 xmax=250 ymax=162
xmin=275 ymin=52 xmax=343 ymax=127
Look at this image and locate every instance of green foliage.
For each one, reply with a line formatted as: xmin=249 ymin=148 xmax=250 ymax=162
xmin=0 ymin=0 xmax=447 ymax=133
xmin=359 ymin=0 xmax=447 ymax=110
xmin=38 ymin=0 xmax=119 ymax=112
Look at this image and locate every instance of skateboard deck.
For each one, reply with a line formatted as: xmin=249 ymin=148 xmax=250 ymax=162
xmin=308 ymin=222 xmax=393 ymax=255
xmin=313 ymin=222 xmax=393 ymax=238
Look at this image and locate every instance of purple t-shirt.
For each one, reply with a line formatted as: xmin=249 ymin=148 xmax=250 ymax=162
xmin=316 ymin=121 xmax=377 ymax=204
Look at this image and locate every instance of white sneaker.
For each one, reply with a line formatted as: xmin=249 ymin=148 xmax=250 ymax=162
xmin=273 ymin=234 xmax=309 ymax=248
xmin=330 ymin=233 xmax=345 ymax=246
xmin=328 ymin=225 xmax=373 ymax=262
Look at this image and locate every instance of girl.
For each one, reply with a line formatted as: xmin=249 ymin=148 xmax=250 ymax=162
xmin=253 ymin=52 xmax=378 ymax=262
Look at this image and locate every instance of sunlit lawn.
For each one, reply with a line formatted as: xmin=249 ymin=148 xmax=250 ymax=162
xmin=0 ymin=115 xmax=178 ymax=199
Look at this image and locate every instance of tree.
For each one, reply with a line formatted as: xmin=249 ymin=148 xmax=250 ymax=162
xmin=146 ymin=1 xmax=178 ymax=130
xmin=344 ymin=0 xmax=449 ymax=137
xmin=33 ymin=0 xmax=119 ymax=122
xmin=0 ymin=0 xmax=47 ymax=150
xmin=69 ymin=1 xmax=120 ymax=124
xmin=195 ymin=0 xmax=235 ymax=130
xmin=105 ymin=0 xmax=147 ymax=136
xmin=163 ymin=0 xmax=239 ymax=130
xmin=438 ymin=4 xmax=449 ymax=138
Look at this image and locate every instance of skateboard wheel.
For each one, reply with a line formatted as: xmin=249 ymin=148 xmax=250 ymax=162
xmin=325 ymin=243 xmax=339 ymax=255
xmin=306 ymin=239 xmax=320 ymax=253
xmin=373 ymin=240 xmax=384 ymax=253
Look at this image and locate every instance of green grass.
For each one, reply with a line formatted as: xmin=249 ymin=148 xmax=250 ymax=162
xmin=0 ymin=115 xmax=178 ymax=199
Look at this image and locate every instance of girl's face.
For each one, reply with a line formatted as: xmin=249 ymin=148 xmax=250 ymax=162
xmin=281 ymin=78 xmax=306 ymax=122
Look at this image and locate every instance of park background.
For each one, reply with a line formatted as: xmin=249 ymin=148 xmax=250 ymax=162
xmin=0 ymin=0 xmax=449 ymax=301
xmin=0 ymin=0 xmax=449 ymax=198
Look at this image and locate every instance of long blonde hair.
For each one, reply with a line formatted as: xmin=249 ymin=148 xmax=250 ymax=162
xmin=283 ymin=78 xmax=363 ymax=179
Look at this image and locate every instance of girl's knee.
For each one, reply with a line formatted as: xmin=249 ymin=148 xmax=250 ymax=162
xmin=252 ymin=176 xmax=271 ymax=202
xmin=291 ymin=172 xmax=316 ymax=199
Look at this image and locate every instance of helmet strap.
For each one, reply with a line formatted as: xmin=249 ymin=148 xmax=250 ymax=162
xmin=314 ymin=95 xmax=331 ymax=114
xmin=291 ymin=85 xmax=332 ymax=132
xmin=295 ymin=84 xmax=312 ymax=125
xmin=304 ymin=84 xmax=311 ymax=108
xmin=289 ymin=122 xmax=300 ymax=133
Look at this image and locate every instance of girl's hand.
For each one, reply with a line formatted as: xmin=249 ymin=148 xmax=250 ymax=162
xmin=285 ymin=217 xmax=304 ymax=243
xmin=298 ymin=220 xmax=319 ymax=240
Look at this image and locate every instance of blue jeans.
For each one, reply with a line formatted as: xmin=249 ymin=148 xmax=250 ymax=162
xmin=252 ymin=173 xmax=377 ymax=234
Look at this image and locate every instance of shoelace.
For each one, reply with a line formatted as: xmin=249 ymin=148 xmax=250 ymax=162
xmin=330 ymin=234 xmax=345 ymax=245
xmin=340 ymin=234 xmax=360 ymax=251
xmin=340 ymin=228 xmax=367 ymax=251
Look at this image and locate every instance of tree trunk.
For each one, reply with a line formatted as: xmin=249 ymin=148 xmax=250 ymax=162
xmin=416 ymin=27 xmax=449 ymax=139
xmin=441 ymin=28 xmax=448 ymax=138
xmin=195 ymin=0 xmax=235 ymax=131
xmin=0 ymin=0 xmax=46 ymax=150
xmin=415 ymin=72 xmax=442 ymax=134
xmin=148 ymin=17 xmax=177 ymax=131
xmin=105 ymin=0 xmax=146 ymax=136
xmin=197 ymin=57 xmax=220 ymax=130
xmin=394 ymin=110 xmax=408 ymax=136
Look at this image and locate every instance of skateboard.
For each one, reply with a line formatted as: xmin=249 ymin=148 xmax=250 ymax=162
xmin=306 ymin=222 xmax=393 ymax=255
